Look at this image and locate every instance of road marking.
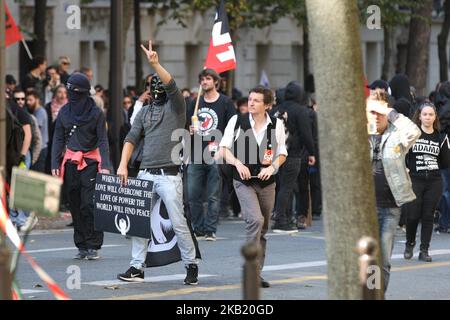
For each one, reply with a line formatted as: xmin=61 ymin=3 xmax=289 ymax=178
xmin=196 ymin=237 xmax=228 ymax=241
xmin=26 ymin=244 xmax=124 ymax=253
xmin=391 ymin=249 xmax=450 ymax=260
xmin=262 ymin=249 xmax=450 ymax=272
xmin=85 ymin=274 xmax=216 ymax=287
xmin=392 ymin=260 xmax=450 ymax=272
xmin=103 ymin=284 xmax=242 ymax=300
xmin=27 ymin=229 xmax=73 ymax=235
xmin=101 ymin=275 xmax=329 ymax=300
xmin=103 ymin=261 xmax=450 ymax=300
xmin=263 ymin=260 xmax=327 ymax=271
xmin=21 ymin=289 xmax=47 ymax=294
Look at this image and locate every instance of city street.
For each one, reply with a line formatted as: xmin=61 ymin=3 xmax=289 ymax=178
xmin=11 ymin=217 xmax=450 ymax=300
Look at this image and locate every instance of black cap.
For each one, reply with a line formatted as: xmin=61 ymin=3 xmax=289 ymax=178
xmin=367 ymin=79 xmax=389 ymax=91
xmin=67 ymin=72 xmax=91 ymax=93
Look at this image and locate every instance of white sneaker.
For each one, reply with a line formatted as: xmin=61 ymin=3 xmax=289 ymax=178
xmin=20 ymin=215 xmax=38 ymax=232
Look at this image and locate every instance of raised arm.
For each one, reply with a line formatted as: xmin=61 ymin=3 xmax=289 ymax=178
xmin=141 ymin=40 xmax=171 ymax=85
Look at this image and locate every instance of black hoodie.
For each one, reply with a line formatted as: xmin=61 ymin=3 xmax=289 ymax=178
xmin=438 ymin=81 xmax=450 ymax=134
xmin=389 ymin=74 xmax=413 ymax=118
xmin=276 ymin=81 xmax=315 ymax=158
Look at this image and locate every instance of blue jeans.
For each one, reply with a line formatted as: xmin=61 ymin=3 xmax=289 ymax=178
xmin=439 ymin=168 xmax=450 ymax=230
xmin=187 ymin=164 xmax=221 ymax=234
xmin=377 ymin=207 xmax=401 ymax=292
xmin=10 ymin=151 xmax=31 ymax=227
xmin=130 ymin=171 xmax=197 ymax=270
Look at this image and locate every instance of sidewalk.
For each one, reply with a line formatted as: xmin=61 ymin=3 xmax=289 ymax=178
xmin=34 ymin=212 xmax=72 ymax=230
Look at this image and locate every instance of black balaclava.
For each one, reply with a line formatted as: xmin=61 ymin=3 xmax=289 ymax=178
xmin=67 ymin=72 xmax=96 ymax=125
xmin=150 ymin=75 xmax=167 ymax=104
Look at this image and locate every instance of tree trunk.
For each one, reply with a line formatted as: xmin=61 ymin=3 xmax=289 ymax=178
xmin=406 ymin=0 xmax=433 ymax=95
xmin=33 ymin=0 xmax=47 ymax=57
xmin=303 ymin=21 xmax=310 ymax=84
xmin=382 ymin=27 xmax=395 ymax=81
xmin=306 ymin=0 xmax=383 ymax=299
xmin=123 ymin=0 xmax=134 ymax=52
xmin=438 ymin=0 xmax=450 ymax=82
xmin=134 ymin=0 xmax=143 ymax=92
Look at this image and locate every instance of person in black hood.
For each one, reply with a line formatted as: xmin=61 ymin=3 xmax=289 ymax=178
xmin=51 ymin=72 xmax=111 ymax=260
xmin=272 ymin=81 xmax=316 ymax=232
xmin=437 ymin=81 xmax=450 ymax=134
xmin=269 ymin=87 xmax=286 ymax=117
xmin=389 ymin=74 xmax=413 ymax=118
xmin=436 ymin=81 xmax=450 ymax=235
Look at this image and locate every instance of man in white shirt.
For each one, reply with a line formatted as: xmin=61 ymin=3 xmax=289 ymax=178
xmin=218 ymin=86 xmax=287 ymax=288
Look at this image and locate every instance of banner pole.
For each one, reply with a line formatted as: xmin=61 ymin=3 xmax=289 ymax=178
xmin=21 ymin=39 xmax=33 ymax=60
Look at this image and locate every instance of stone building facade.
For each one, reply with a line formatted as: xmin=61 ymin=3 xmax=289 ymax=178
xmin=5 ymin=0 xmax=450 ymax=95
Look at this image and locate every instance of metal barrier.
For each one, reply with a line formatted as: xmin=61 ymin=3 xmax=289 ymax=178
xmin=357 ymin=236 xmax=382 ymax=300
xmin=241 ymin=241 xmax=260 ymax=300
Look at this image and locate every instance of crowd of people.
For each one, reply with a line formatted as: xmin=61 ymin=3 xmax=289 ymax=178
xmin=4 ymin=39 xmax=450 ymax=291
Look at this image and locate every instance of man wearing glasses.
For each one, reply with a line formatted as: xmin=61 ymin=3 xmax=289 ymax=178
xmin=12 ymin=89 xmax=33 ymax=167
xmin=58 ymin=56 xmax=71 ymax=85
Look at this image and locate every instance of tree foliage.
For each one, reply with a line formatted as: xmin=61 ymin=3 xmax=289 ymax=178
xmin=143 ymin=0 xmax=306 ymax=31
xmin=357 ymin=0 xmax=426 ymax=28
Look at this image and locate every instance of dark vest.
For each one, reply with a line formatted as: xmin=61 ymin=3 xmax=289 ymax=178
xmin=232 ymin=113 xmax=278 ymax=188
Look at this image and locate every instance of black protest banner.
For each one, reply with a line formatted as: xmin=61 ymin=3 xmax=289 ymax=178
xmin=94 ymin=173 xmax=153 ymax=238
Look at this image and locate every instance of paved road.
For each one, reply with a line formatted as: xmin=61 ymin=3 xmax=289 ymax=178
xmin=10 ymin=217 xmax=450 ymax=300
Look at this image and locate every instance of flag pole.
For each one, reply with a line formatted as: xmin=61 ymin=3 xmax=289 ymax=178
xmin=21 ymin=39 xmax=33 ymax=60
xmin=193 ymin=85 xmax=203 ymax=117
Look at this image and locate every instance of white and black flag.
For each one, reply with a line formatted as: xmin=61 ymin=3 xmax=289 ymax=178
xmin=145 ymin=195 xmax=201 ymax=267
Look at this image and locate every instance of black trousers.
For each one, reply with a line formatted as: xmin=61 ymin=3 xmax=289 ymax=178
xmin=406 ymin=175 xmax=443 ymax=251
xmin=65 ymin=161 xmax=104 ymax=250
xmin=274 ymin=157 xmax=302 ymax=224
xmin=296 ymin=160 xmax=322 ymax=217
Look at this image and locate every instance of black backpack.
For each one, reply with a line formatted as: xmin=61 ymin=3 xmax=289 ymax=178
xmin=6 ymin=104 xmax=25 ymax=182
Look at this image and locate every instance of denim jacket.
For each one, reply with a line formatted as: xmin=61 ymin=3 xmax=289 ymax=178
xmin=369 ymin=110 xmax=421 ymax=207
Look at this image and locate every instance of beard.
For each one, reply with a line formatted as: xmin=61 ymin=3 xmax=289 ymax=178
xmin=27 ymin=103 xmax=37 ymax=113
xmin=202 ymin=84 xmax=215 ymax=93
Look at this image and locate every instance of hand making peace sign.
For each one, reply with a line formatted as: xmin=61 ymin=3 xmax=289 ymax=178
xmin=141 ymin=40 xmax=158 ymax=65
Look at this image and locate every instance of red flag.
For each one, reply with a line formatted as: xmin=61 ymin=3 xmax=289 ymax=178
xmin=5 ymin=3 xmax=23 ymax=47
xmin=363 ymin=76 xmax=370 ymax=98
xmin=204 ymin=0 xmax=236 ymax=73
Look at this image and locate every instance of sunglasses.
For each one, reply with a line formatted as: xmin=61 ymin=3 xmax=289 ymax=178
xmin=15 ymin=97 xmax=25 ymax=101
xmin=62 ymin=61 xmax=70 ymax=65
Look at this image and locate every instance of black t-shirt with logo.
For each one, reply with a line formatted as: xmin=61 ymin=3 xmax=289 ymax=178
xmin=371 ymin=135 xmax=397 ymax=208
xmin=406 ymin=130 xmax=441 ymax=174
xmin=187 ymin=93 xmax=236 ymax=164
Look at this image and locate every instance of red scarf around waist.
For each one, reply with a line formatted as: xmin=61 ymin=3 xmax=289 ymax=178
xmin=59 ymin=148 xmax=102 ymax=179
